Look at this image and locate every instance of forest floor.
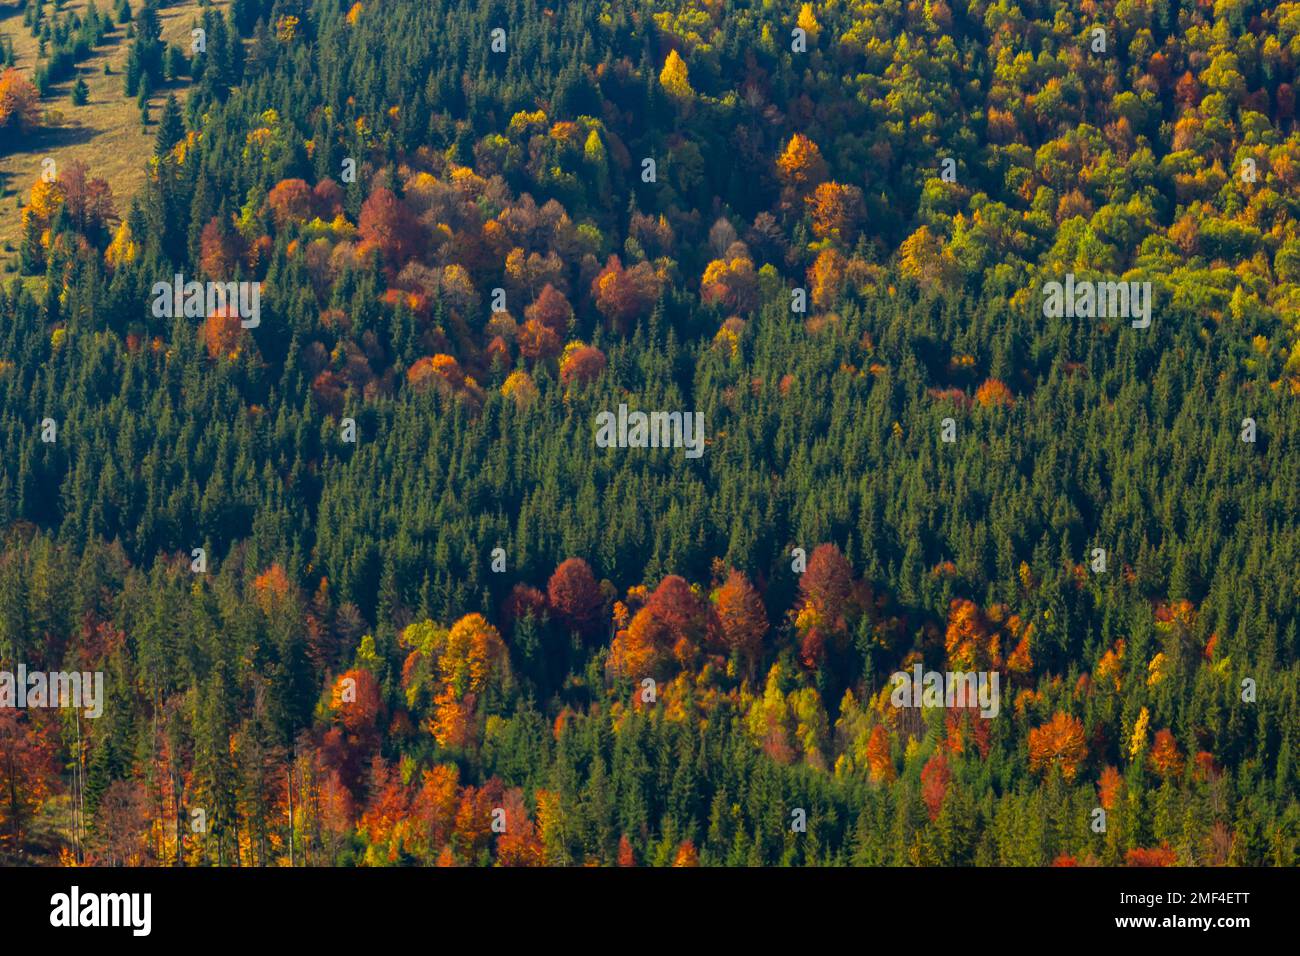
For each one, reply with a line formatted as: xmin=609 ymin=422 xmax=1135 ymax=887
xmin=0 ymin=0 xmax=222 ymax=271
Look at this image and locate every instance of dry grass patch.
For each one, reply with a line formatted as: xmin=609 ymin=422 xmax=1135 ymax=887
xmin=0 ymin=0 xmax=224 ymax=268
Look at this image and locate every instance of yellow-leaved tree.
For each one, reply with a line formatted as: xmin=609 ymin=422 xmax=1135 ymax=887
xmin=776 ymin=134 xmax=828 ymax=193
xmin=401 ymin=614 xmax=509 ymax=750
xmin=659 ymin=49 xmax=694 ymax=100
xmin=797 ymin=4 xmax=820 ymax=41
xmin=105 ymin=220 xmax=138 ymax=268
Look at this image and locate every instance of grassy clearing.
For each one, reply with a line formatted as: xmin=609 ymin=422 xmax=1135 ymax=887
xmin=0 ymin=0 xmax=223 ymax=269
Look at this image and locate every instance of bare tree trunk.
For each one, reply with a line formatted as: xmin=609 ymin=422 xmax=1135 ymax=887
xmin=173 ymin=764 xmax=183 ymax=867
xmin=151 ymin=709 xmax=162 ymax=863
xmin=7 ymin=751 xmax=19 ymax=847
xmin=72 ymin=713 xmax=82 ymax=863
xmin=287 ymin=759 xmax=295 ymax=868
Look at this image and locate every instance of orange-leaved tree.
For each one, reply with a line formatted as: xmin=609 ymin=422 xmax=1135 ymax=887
xmin=592 ymin=255 xmax=660 ymax=334
xmin=1028 ymin=711 xmax=1087 ymax=781
xmin=713 ymin=568 xmax=767 ymax=678
xmin=0 ymin=68 xmax=40 ymax=143
xmin=777 ymin=133 xmax=828 ymax=194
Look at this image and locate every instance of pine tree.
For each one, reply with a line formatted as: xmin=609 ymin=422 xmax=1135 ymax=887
xmin=155 ymin=93 xmax=184 ymax=156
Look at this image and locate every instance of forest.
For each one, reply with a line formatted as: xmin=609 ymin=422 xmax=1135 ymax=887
xmin=0 ymin=0 xmax=1298 ymax=867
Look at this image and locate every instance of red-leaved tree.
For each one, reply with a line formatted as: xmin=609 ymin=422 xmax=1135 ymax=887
xmin=547 ymin=558 xmax=602 ymax=634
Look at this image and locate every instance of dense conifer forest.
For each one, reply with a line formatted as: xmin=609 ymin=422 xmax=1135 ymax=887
xmin=0 ymin=0 xmax=1298 ymax=867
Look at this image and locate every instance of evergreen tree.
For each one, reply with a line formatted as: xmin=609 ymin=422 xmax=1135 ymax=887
xmin=155 ymin=93 xmax=184 ymax=156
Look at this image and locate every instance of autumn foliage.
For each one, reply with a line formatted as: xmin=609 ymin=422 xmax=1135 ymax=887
xmin=359 ymin=186 xmax=426 ymax=271
xmin=402 ymin=614 xmax=509 ymax=750
xmin=267 ymin=178 xmax=314 ymax=227
xmin=1125 ymin=845 xmax=1178 ymax=867
xmin=559 ymin=344 xmax=606 ymax=388
xmin=609 ymin=603 xmax=677 ymax=679
xmin=517 ymin=318 xmax=561 ymax=364
xmin=799 ymin=544 xmax=853 ymax=632
xmin=592 ymin=255 xmax=660 ymax=334
xmin=202 ymin=305 xmax=249 ymax=360
xmin=1149 ymin=729 xmax=1184 ymax=779
xmin=547 ymin=558 xmax=602 ymax=635
xmin=524 ymin=283 xmax=574 ymax=337
xmin=3 ymin=0 xmax=1294 ymax=874
xmin=0 ymin=710 xmax=60 ymax=846
xmin=713 ymin=569 xmax=767 ymax=674
xmin=0 ymin=68 xmax=39 ymax=140
xmin=776 ymin=134 xmax=828 ymax=194
xmin=806 ymin=182 xmax=866 ymax=243
xmin=701 ymin=255 xmax=759 ymax=313
xmin=331 ymin=669 xmax=383 ymax=736
xmin=407 ymin=354 xmax=484 ymax=408
xmin=865 ymin=725 xmax=895 ymax=784
xmin=944 ymin=599 xmax=1000 ymax=671
xmin=921 ymin=752 xmax=951 ymax=821
xmin=1028 ymin=711 xmax=1087 ymax=782
xmin=975 ymin=378 xmax=1015 ymax=408
xmin=200 ymin=218 xmax=246 ymax=277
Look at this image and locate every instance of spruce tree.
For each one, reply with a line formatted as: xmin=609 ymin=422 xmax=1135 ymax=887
xmin=155 ymin=93 xmax=184 ymax=156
